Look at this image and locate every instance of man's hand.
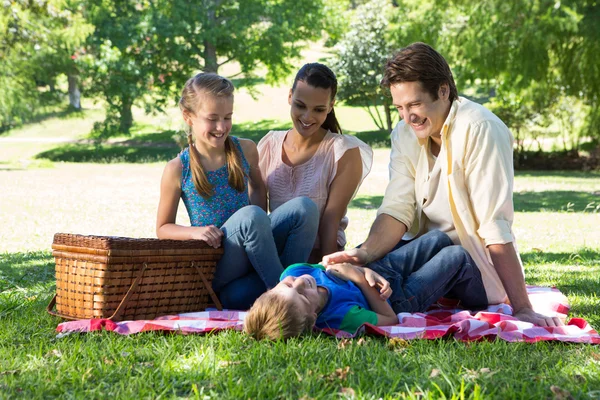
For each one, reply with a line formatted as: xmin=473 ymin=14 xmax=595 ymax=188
xmin=322 ymin=248 xmax=369 ymax=266
xmin=513 ymin=307 xmax=564 ymax=327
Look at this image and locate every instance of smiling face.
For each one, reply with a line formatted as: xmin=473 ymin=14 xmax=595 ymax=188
xmin=390 ymin=81 xmax=451 ymax=141
xmin=184 ymin=94 xmax=234 ymax=151
xmin=288 ymin=80 xmax=334 ymax=138
xmin=271 ymin=274 xmax=322 ymax=320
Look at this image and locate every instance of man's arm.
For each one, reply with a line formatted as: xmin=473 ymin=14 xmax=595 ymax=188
xmin=322 ymin=214 xmax=407 ymax=266
xmin=462 ymin=120 xmax=563 ymax=327
xmin=488 ymin=243 xmax=563 ymax=327
xmin=323 ymin=124 xmax=417 ymax=266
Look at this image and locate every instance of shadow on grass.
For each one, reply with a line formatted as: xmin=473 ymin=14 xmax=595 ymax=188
xmin=35 ymin=143 xmax=181 ymax=163
xmin=514 ymin=191 xmax=600 ymax=212
xmin=0 ymin=106 xmax=86 ymax=135
xmin=0 ymin=251 xmax=55 ymax=318
xmin=350 ymin=129 xmax=390 ymax=148
xmin=352 ymin=192 xmax=599 ymax=213
xmin=233 ymin=119 xmax=289 ymax=142
xmin=349 ymin=195 xmax=383 ymax=210
xmin=515 ymin=170 xmax=600 ymax=179
xmin=0 ymin=251 xmax=55 ymax=290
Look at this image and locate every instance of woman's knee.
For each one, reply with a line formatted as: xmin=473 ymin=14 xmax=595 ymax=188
xmin=288 ymin=196 xmax=319 ymax=218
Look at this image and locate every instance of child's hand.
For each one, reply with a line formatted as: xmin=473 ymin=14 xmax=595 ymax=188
xmin=191 ymin=225 xmax=223 ymax=248
xmin=325 ymin=262 xmax=365 ymax=284
xmin=362 ymin=268 xmax=392 ymax=300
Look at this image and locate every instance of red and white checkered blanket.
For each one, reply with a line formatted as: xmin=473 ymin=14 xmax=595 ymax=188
xmin=56 ymin=286 xmax=600 ymax=343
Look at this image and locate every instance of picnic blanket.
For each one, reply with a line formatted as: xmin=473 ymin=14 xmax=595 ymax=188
xmin=56 ymin=286 xmax=600 ymax=343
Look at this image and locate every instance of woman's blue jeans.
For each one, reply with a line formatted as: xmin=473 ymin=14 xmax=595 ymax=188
xmin=211 ymin=196 xmax=319 ymax=310
xmin=367 ymin=230 xmax=488 ymax=313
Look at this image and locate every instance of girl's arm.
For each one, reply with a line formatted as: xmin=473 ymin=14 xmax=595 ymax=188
xmin=319 ymin=147 xmax=362 ymax=256
xmin=239 ymin=138 xmax=267 ymax=211
xmin=156 ymin=158 xmax=223 ymax=248
xmin=327 ymin=263 xmax=399 ymax=326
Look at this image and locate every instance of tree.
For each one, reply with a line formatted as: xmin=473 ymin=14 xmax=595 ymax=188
xmin=0 ymin=0 xmax=91 ymax=130
xmin=36 ymin=0 xmax=93 ymax=110
xmin=332 ymin=0 xmax=396 ymax=131
xmin=81 ymin=0 xmax=328 ymax=137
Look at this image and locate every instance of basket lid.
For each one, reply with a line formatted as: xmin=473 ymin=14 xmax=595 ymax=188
xmin=52 ymin=233 xmax=218 ymax=251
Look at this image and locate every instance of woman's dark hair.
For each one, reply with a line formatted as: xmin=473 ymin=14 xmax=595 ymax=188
xmin=292 ymin=63 xmax=342 ymax=134
xmin=381 ymin=42 xmax=458 ymax=103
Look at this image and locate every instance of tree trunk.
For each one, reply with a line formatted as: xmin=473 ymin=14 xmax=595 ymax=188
xmin=383 ymin=97 xmax=393 ymax=131
xmin=203 ymin=5 xmax=218 ymax=73
xmin=119 ymin=97 xmax=133 ymax=134
xmin=68 ymin=74 xmax=81 ymax=110
xmin=203 ymin=40 xmax=218 ymax=73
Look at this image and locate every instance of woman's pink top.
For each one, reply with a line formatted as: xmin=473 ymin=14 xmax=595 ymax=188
xmin=258 ymin=130 xmax=373 ymax=250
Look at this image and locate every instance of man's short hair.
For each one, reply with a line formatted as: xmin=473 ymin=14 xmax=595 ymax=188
xmin=381 ymin=42 xmax=458 ymax=103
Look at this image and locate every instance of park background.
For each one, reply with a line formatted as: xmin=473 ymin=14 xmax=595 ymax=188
xmin=1 ymin=0 xmax=599 ymax=398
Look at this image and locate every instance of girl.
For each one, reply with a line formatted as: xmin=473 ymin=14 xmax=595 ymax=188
xmin=258 ymin=63 xmax=373 ymax=263
xmin=156 ymin=73 xmax=319 ymax=310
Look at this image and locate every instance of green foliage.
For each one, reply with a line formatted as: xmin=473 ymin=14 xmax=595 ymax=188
xmin=332 ymin=0 xmax=396 ymax=131
xmin=0 ymin=0 xmax=92 ymax=131
xmin=80 ymin=0 xmax=328 ymax=138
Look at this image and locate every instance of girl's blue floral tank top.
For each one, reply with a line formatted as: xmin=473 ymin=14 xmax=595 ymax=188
xmin=180 ymin=137 xmax=250 ymax=227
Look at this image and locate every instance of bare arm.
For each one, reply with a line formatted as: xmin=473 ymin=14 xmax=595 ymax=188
xmin=239 ymin=138 xmax=267 ymax=211
xmin=489 ymin=243 xmax=563 ymax=327
xmin=323 ymin=213 xmax=407 ymax=266
xmin=155 ymin=158 xmax=223 ymax=248
xmin=326 ymin=264 xmax=398 ymax=326
xmin=319 ymin=148 xmax=362 ymax=256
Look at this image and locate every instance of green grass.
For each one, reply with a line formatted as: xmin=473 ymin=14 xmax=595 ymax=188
xmin=1 ymin=169 xmax=599 ymax=398
xmin=1 ymin=251 xmax=599 ymax=399
xmin=1 ymin=86 xmax=600 ymax=397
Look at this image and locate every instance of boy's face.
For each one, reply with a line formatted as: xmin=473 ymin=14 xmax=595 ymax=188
xmin=272 ymin=275 xmax=321 ymax=318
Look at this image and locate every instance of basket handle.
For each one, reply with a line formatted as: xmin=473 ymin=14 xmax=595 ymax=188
xmin=46 ymin=294 xmax=78 ymax=320
xmin=107 ymin=262 xmax=149 ymax=320
xmin=192 ymin=262 xmax=223 ymax=311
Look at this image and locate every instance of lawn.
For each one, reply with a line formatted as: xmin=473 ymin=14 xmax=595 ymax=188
xmin=1 ymin=84 xmax=599 ymax=399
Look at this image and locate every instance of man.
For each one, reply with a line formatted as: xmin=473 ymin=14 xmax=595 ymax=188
xmin=324 ymin=42 xmax=562 ymax=327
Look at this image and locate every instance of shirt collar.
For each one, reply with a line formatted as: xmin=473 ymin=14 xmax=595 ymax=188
xmin=416 ymin=97 xmax=462 ymax=147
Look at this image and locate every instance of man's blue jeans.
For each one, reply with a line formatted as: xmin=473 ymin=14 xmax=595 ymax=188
xmin=212 ymin=196 xmax=319 ymax=310
xmin=367 ymin=230 xmax=488 ymax=313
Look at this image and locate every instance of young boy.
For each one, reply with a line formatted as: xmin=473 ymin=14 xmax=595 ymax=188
xmin=244 ymin=231 xmax=488 ymax=340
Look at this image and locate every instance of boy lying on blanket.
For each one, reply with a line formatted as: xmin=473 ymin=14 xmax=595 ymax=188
xmin=244 ymin=232 xmax=489 ymax=340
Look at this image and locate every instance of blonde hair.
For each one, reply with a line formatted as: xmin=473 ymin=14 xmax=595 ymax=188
xmin=244 ymin=291 xmax=316 ymax=340
xmin=179 ymin=72 xmax=245 ymax=199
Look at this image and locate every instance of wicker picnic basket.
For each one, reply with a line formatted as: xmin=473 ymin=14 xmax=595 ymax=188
xmin=47 ymin=233 xmax=224 ymax=321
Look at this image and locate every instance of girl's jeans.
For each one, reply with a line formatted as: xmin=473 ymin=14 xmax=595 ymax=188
xmin=212 ymin=196 xmax=319 ymax=309
xmin=367 ymin=230 xmax=489 ymax=313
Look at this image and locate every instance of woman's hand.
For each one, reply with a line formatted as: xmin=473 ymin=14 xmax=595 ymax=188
xmin=191 ymin=225 xmax=223 ymax=248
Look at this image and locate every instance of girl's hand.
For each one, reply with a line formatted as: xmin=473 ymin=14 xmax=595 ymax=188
xmin=363 ymin=268 xmax=392 ymax=300
xmin=192 ymin=225 xmax=223 ymax=248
